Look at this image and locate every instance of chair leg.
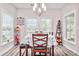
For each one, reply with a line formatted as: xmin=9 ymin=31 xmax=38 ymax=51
xmin=39 ymin=52 xmax=41 ymax=56
xmin=50 ymin=48 xmax=51 ymax=56
xmin=19 ymin=47 xmax=21 ymax=56
xmin=34 ymin=52 xmax=36 ymax=56
xmin=26 ymin=46 xmax=28 ymax=56
xmin=32 ymin=51 xmax=34 ymax=56
xmin=46 ymin=52 xmax=47 ymax=56
xmin=31 ymin=49 xmax=33 ymax=56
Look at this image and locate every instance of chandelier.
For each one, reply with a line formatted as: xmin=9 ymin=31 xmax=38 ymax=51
xmin=33 ymin=3 xmax=46 ymax=16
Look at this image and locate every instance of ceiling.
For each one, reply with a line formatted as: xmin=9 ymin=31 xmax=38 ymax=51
xmin=12 ymin=3 xmax=65 ymax=9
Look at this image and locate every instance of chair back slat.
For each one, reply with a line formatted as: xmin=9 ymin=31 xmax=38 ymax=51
xmin=32 ymin=34 xmax=48 ymax=56
xmin=32 ymin=34 xmax=48 ymax=47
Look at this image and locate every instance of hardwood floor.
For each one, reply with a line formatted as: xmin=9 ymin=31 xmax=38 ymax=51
xmin=54 ymin=45 xmax=78 ymax=56
xmin=2 ymin=45 xmax=78 ymax=56
xmin=2 ymin=46 xmax=19 ymax=56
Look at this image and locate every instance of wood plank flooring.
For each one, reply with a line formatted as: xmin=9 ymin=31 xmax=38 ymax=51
xmin=54 ymin=45 xmax=78 ymax=56
xmin=1 ymin=45 xmax=78 ymax=56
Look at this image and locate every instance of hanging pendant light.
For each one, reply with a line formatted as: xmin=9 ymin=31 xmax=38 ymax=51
xmin=33 ymin=3 xmax=46 ymax=16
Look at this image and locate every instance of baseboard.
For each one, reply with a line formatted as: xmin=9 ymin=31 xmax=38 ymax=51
xmin=63 ymin=44 xmax=79 ymax=55
xmin=0 ymin=41 xmax=14 ymax=56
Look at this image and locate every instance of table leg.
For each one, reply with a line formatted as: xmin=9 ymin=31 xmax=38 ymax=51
xmin=19 ymin=47 xmax=21 ymax=56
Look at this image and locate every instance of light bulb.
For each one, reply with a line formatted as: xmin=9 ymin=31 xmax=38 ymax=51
xmin=38 ymin=8 xmax=41 ymax=13
xmin=33 ymin=7 xmax=36 ymax=11
xmin=34 ymin=3 xmax=37 ymax=8
xmin=44 ymin=6 xmax=46 ymax=11
xmin=33 ymin=3 xmax=37 ymax=11
xmin=42 ymin=3 xmax=45 ymax=8
xmin=42 ymin=3 xmax=46 ymax=11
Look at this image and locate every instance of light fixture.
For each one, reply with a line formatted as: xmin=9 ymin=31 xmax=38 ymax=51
xmin=33 ymin=3 xmax=46 ymax=16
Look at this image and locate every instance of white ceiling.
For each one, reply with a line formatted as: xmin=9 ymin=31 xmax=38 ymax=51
xmin=12 ymin=3 xmax=65 ymax=9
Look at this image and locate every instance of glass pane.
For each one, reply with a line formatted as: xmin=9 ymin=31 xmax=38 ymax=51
xmin=41 ymin=19 xmax=51 ymax=32
xmin=26 ymin=19 xmax=38 ymax=33
xmin=66 ymin=13 xmax=75 ymax=42
xmin=2 ymin=13 xmax=13 ymax=44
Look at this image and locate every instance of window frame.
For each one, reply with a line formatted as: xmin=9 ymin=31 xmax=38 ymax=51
xmin=0 ymin=9 xmax=14 ymax=46
xmin=26 ymin=17 xmax=52 ymax=34
xmin=64 ymin=10 xmax=76 ymax=44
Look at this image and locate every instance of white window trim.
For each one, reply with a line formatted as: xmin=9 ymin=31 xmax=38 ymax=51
xmin=64 ymin=10 xmax=77 ymax=45
xmin=0 ymin=9 xmax=14 ymax=46
xmin=26 ymin=17 xmax=53 ymax=34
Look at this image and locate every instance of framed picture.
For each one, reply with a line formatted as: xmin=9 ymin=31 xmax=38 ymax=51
xmin=17 ymin=17 xmax=25 ymax=26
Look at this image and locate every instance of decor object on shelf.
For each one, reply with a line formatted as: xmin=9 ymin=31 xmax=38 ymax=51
xmin=15 ymin=25 xmax=20 ymax=32
xmin=55 ymin=20 xmax=62 ymax=45
xmin=15 ymin=25 xmax=20 ymax=45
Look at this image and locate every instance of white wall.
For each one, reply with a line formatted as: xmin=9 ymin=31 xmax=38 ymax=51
xmin=17 ymin=8 xmax=62 ymax=38
xmin=17 ymin=3 xmax=79 ymax=55
xmin=0 ymin=3 xmax=16 ymax=55
xmin=0 ymin=4 xmax=62 ymax=55
xmin=62 ymin=3 xmax=79 ymax=55
xmin=1 ymin=3 xmax=79 ymax=55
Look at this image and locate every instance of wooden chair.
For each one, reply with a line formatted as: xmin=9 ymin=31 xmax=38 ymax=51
xmin=32 ymin=34 xmax=49 ymax=56
xmin=19 ymin=44 xmax=28 ymax=56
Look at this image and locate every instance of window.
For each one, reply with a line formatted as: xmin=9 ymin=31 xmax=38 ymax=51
xmin=26 ymin=18 xmax=52 ymax=34
xmin=1 ymin=13 xmax=13 ymax=45
xmin=40 ymin=19 xmax=52 ymax=33
xmin=65 ymin=12 xmax=75 ymax=42
xmin=26 ymin=19 xmax=38 ymax=33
